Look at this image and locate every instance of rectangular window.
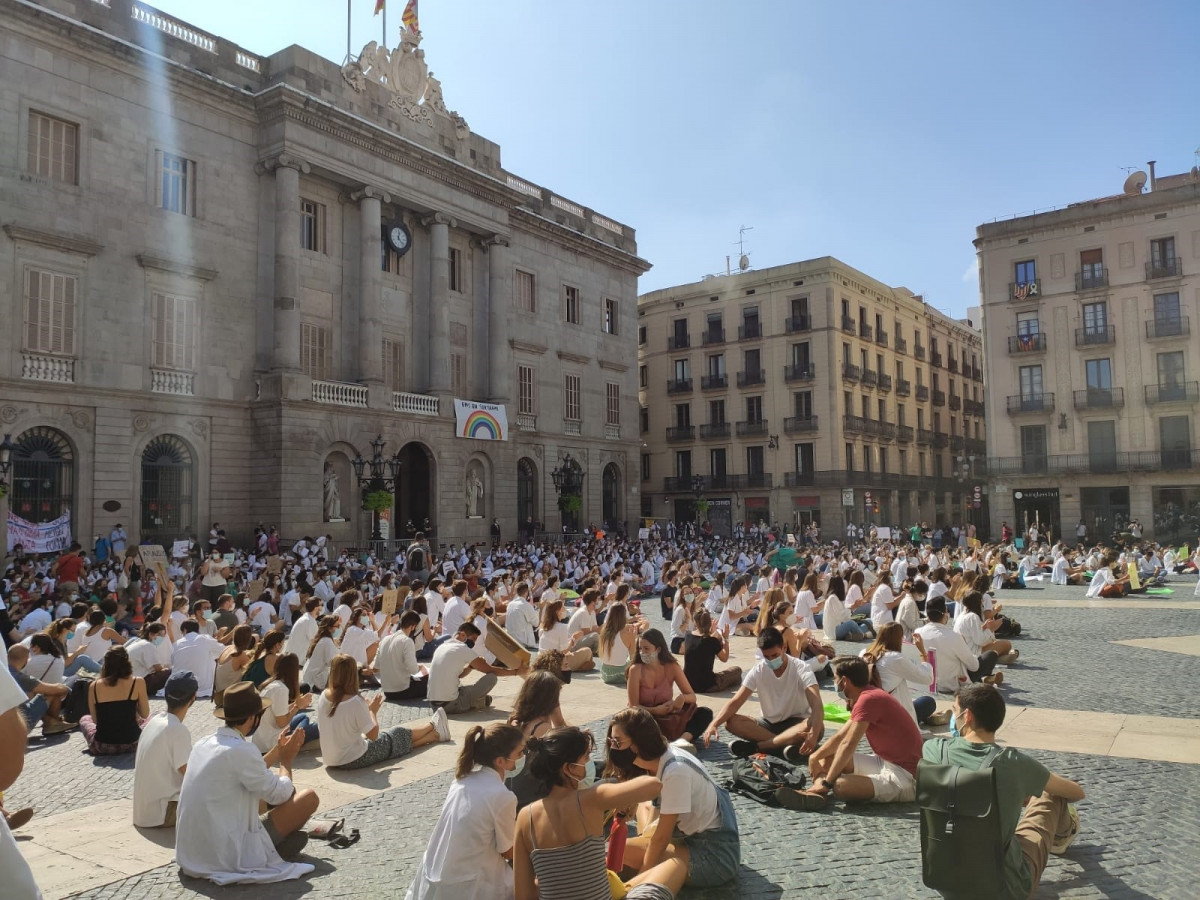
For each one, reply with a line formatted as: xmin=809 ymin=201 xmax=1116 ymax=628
xmin=1080 ymin=248 xmax=1104 ymax=285
xmin=1159 ymin=416 xmax=1191 ymax=468
xmin=1016 ymin=311 xmax=1040 ymax=336
xmin=745 ymin=396 xmax=763 ymax=422
xmin=675 ymin=404 xmax=691 ymax=427
xmin=1018 ymin=365 xmax=1043 ymax=398
xmin=449 ymin=248 xmax=464 ymax=292
xmin=863 ymin=445 xmax=873 ymax=473
xmin=674 ymin=358 xmax=691 ymax=380
xmin=515 ymin=270 xmax=535 ymax=312
xmin=639 ymin=365 xmax=648 ymax=388
xmin=638 ymin=325 xmax=647 ymax=345
xmin=604 ymin=298 xmax=619 ymax=335
xmin=606 ymin=382 xmax=620 ymax=425
xmin=517 ymin=365 xmax=536 ymax=414
xmin=381 ymin=339 xmax=404 ymax=391
xmin=1020 ymin=424 xmax=1047 ymax=466
xmin=918 ymin=451 xmax=926 ymax=476
xmin=1088 ymin=420 xmax=1117 ymax=468
xmin=675 ymin=450 xmax=692 ymax=478
xmin=746 ymin=445 xmax=765 ymax=475
xmin=795 ymin=442 xmax=814 ymax=473
xmin=300 ymin=199 xmax=324 ymax=252
xmin=563 ymin=285 xmax=580 ymax=324
xmin=794 ymin=391 xmax=812 ymax=419
xmin=710 ymin=399 xmax=726 ymax=424
xmin=1157 ymin=351 xmax=1185 ymax=391
xmin=23 ymin=268 xmax=77 ymax=356
xmin=1085 ymin=358 xmax=1112 ymax=391
xmin=158 ymin=151 xmax=195 ymax=216
xmin=708 ymin=353 xmax=725 ymax=376
xmin=563 ymin=373 xmax=581 ymax=420
xmin=710 ymin=448 xmax=727 ymax=479
xmin=1151 ymin=237 xmax=1176 ymax=267
xmin=300 ymin=323 xmax=330 ymax=380
xmin=878 ymin=447 xmax=888 ymax=474
xmin=151 ymin=292 xmax=196 ymax=371
xmin=639 ymin=406 xmax=649 ymax=434
xmin=1082 ymin=301 xmax=1107 ymax=333
xmin=1154 ymin=292 xmax=1181 ymax=324
xmin=1014 ymin=259 xmax=1036 ymax=284
xmin=451 ymin=353 xmax=467 ymax=395
xmin=846 ymin=443 xmax=855 ymax=471
xmin=27 ymin=111 xmax=78 ymax=184
xmin=641 ymin=454 xmax=651 ymax=481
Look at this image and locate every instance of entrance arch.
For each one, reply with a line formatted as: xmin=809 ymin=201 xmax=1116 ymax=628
xmin=397 ymin=442 xmax=435 ymax=537
xmin=517 ymin=458 xmax=538 ymax=536
xmin=140 ymin=435 xmax=195 ymax=544
xmin=11 ymin=427 xmax=74 ymax=523
xmin=602 ymin=463 xmax=621 ymax=529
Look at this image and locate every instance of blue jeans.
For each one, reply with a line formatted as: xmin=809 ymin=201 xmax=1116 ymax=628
xmin=286 ymin=712 xmax=319 ymax=742
xmin=416 ymin=633 xmax=452 ymax=662
xmin=64 ymin=656 xmax=101 ymax=677
xmin=913 ymin=694 xmax=936 ymax=724
xmin=21 ymin=695 xmax=49 ymax=732
xmin=834 ymin=619 xmax=866 ymax=640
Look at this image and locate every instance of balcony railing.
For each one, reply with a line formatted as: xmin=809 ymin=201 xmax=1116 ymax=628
xmin=1146 ymin=316 xmax=1189 ymax=339
xmin=932 ymin=389 xmax=946 ymax=407
xmin=841 ymin=315 xmax=855 ymax=333
xmin=736 ymin=369 xmax=765 ymax=388
xmin=1146 ymin=258 xmax=1183 ymax=280
xmin=914 ymin=344 xmax=926 ymax=360
xmin=933 ymin=431 xmax=949 ymax=449
xmin=876 ymin=329 xmax=889 ymax=347
xmin=666 ymin=378 xmax=693 ymax=394
xmin=22 ymin=353 xmax=75 ymax=383
xmin=917 ymin=428 xmax=935 ymax=445
xmin=896 ymin=378 xmax=911 ymax=397
xmin=859 ymin=323 xmax=874 ymax=341
xmin=1073 ymin=387 xmax=1125 ymax=410
xmin=1010 ymin=279 xmax=1041 ymax=301
xmin=313 ymin=379 xmax=368 ymax=407
xmin=842 ymin=363 xmax=861 ymax=382
xmin=783 ymin=363 xmax=815 ymax=382
xmin=844 ymin=415 xmax=872 ymax=436
xmin=963 ymin=399 xmax=985 ymax=417
xmin=949 ymin=394 xmax=961 ymax=410
xmin=151 ymin=368 xmax=194 ymax=396
xmin=738 ymin=322 xmax=762 ymax=341
xmin=735 ymin=420 xmax=769 ymax=437
xmin=916 ymin=385 xmax=930 ymax=401
xmin=1075 ymin=325 xmax=1115 ymax=347
xmin=1076 ymin=268 xmax=1109 ymax=291
xmin=878 ymin=373 xmax=893 ymax=392
xmin=879 ymin=422 xmax=897 ymax=441
xmin=948 ymin=358 xmax=959 ymax=374
xmin=1006 ymin=393 xmax=1055 ymax=414
xmin=785 ymin=315 xmax=811 ymax=333
xmin=604 ymin=424 xmax=621 ymax=440
xmin=967 ymin=438 xmax=987 ymax=455
xmin=700 ymin=373 xmax=727 ymax=390
xmin=785 ymin=470 xmax=816 ymax=486
xmin=702 ymin=327 xmax=726 ymax=345
xmin=563 ymin=419 xmax=582 ymax=436
xmin=895 ymin=336 xmax=908 ymax=354
xmin=666 ymin=425 xmax=696 ymax=442
xmin=972 ymin=365 xmax=984 ymax=382
xmin=930 ymin=351 xmax=944 ymax=368
xmin=731 ymin=473 xmax=773 ymax=489
xmin=516 ymin=412 xmax=537 ymax=431
xmin=950 ymin=435 xmax=964 ymax=453
xmin=668 ymin=334 xmax=690 ymax=350
xmin=980 ymin=450 xmax=1200 ymax=476
xmin=1144 ymin=382 xmax=1200 ymax=405
xmin=699 ymin=422 xmax=730 ymax=439
xmin=783 ymin=415 xmax=819 ymax=434
xmin=393 ymin=391 xmax=441 ymax=416
xmin=1008 ymin=333 xmax=1046 ymax=354
xmin=897 ymin=425 xmax=914 ymax=443
xmin=861 ymin=370 xmax=878 ymax=388
xmin=663 ymin=476 xmax=696 ymax=491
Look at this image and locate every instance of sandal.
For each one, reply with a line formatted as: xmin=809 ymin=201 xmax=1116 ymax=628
xmin=773 ymin=788 xmax=828 ymax=812
xmin=328 ymin=828 xmax=361 ymax=849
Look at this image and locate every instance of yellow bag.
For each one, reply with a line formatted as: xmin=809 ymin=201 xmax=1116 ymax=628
xmin=607 ymin=870 xmax=628 ymax=899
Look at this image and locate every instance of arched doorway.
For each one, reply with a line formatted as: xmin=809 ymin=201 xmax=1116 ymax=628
xmin=517 ymin=458 xmax=538 ymax=538
xmin=11 ymin=427 xmax=74 ymax=524
xmin=397 ymin=442 xmax=434 ymax=537
xmin=602 ymin=463 xmax=621 ymax=529
xmin=141 ymin=435 xmax=195 ymax=545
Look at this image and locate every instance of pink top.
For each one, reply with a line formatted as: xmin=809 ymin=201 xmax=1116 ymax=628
xmin=637 ymin=665 xmax=676 ymax=707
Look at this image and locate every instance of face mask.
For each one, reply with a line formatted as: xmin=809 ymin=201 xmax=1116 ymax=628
xmin=153 ymin=636 xmax=164 ymax=647
xmin=608 ymin=747 xmax=636 ymax=770
xmin=571 ymin=759 xmax=596 ymax=790
xmin=332 ymin=627 xmax=342 ymax=640
xmin=464 ymin=638 xmax=476 ymax=649
xmin=949 ymin=713 xmax=960 ymax=738
xmin=639 ymin=651 xmax=658 ymax=665
xmin=508 ymin=754 xmax=525 ymax=778
xmin=785 ymin=614 xmax=798 ymax=626
xmin=202 ymin=610 xmax=214 ymax=621
xmin=359 ymin=616 xmax=370 ymax=628
xmin=835 ymin=679 xmax=848 ymax=702
xmin=766 ymin=654 xmax=786 ymax=671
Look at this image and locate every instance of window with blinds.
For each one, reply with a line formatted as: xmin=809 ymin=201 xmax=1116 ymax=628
xmin=300 ymin=323 xmax=330 ymax=380
xmin=606 ymin=382 xmax=620 ymax=425
xmin=564 ymin=373 xmax=581 ymax=420
xmin=515 ymin=270 xmax=535 ymax=312
xmin=151 ymin=292 xmax=196 ymax=371
xmin=383 ymin=338 xmax=404 ymax=391
xmin=451 ymin=353 xmax=466 ymax=395
xmin=23 ymin=268 xmax=77 ymax=356
xmin=27 ymin=111 xmax=78 ymax=184
xmin=518 ymin=365 xmax=536 ymax=414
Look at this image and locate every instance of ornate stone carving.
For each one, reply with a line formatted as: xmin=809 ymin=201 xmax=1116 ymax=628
xmin=1 ymin=406 xmax=20 ymax=424
xmin=132 ymin=414 xmax=151 ymax=433
xmin=68 ymin=410 xmax=91 ymax=430
xmin=533 ymin=444 xmax=544 ymax=460
xmin=191 ymin=419 xmax=208 ymax=437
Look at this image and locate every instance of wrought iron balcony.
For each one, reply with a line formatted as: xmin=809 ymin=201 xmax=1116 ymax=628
xmin=842 ymin=363 xmax=861 ymax=383
xmin=859 ymin=323 xmax=874 ymax=341
xmin=930 ymin=351 xmax=943 ymax=368
xmin=783 ymin=415 xmax=819 ymax=434
xmin=876 ymin=329 xmax=889 ymax=347
xmin=665 ymin=425 xmax=695 ymax=442
xmin=1010 ymin=280 xmax=1041 ymax=301
xmin=737 ymin=369 xmax=766 ymax=388
xmin=950 ymin=435 xmax=964 ymax=453
xmin=738 ymin=322 xmax=762 ymax=340
xmin=666 ymin=378 xmax=693 ymax=394
xmin=916 ymin=427 xmax=934 ymax=445
xmin=700 ymin=373 xmax=727 ymax=390
xmin=948 ymin=358 xmax=959 ymax=374
xmin=895 ymin=378 xmax=911 ymax=397
xmin=971 ymin=365 xmax=984 ymax=382
xmin=842 ymin=315 xmax=856 ymax=333
xmin=731 ymin=473 xmax=773 ymax=489
xmin=966 ymin=438 xmax=987 ymax=455
xmin=1006 ymin=393 xmax=1055 ymax=414
xmin=1146 ymin=258 xmax=1183 ymax=280
xmin=1075 ymin=325 xmax=1115 ymax=347
xmin=914 ymin=344 xmax=926 ymax=360
xmin=916 ymin=385 xmax=930 ymax=402
xmin=879 ymin=422 xmax=897 ymax=441
xmin=785 ymin=470 xmax=816 ymax=486
xmin=895 ymin=336 xmax=908 ymax=354
xmin=861 ymin=370 xmax=878 ymax=388
xmin=1144 ymin=382 xmax=1200 ymax=405
xmin=1008 ymin=333 xmax=1046 ymax=354
xmin=933 ymin=431 xmax=949 ymax=449
xmin=785 ymin=315 xmax=811 ymax=333
xmin=843 ymin=415 xmax=872 ymax=436
xmin=897 ymin=425 xmax=914 ymax=443
xmin=783 ymin=363 xmax=815 ymax=382
xmin=932 ymin=390 xmax=946 ymax=407
xmin=878 ymin=374 xmax=893 ymax=392
xmin=663 ymin=476 xmax=696 ymax=491
xmin=1073 ymin=387 xmax=1125 ymax=410
xmin=981 ymin=450 xmax=1200 ymax=476
xmin=949 ymin=394 xmax=961 ymax=410
xmin=1076 ymin=268 xmax=1108 ymax=291
xmin=702 ymin=327 xmax=726 ymax=345
xmin=735 ymin=419 xmax=769 ymax=437
xmin=1145 ymin=316 xmax=1189 ymax=339
xmin=699 ymin=422 xmax=731 ymax=439
xmin=668 ymin=334 xmax=690 ymax=350
xmin=963 ymin=399 xmax=985 ymax=417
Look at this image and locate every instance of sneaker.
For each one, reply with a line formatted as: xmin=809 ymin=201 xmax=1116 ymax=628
xmin=671 ymin=738 xmax=696 ymax=755
xmin=729 ymin=739 xmax=758 ymax=758
xmin=275 ymin=830 xmax=309 ymax=861
xmin=4 ymin=808 xmax=33 ymax=831
xmin=983 ymin=671 xmax=1005 ymax=685
xmin=42 ymin=718 xmax=77 ymax=736
xmin=431 ymin=707 xmax=452 ymax=742
xmin=926 ymin=709 xmax=953 ymax=726
xmin=1050 ymin=805 xmax=1080 ymax=855
xmin=773 ymin=787 xmax=828 ymax=812
xmin=999 ymin=649 xmax=1020 ymax=665
xmin=781 ymin=744 xmax=808 ymax=765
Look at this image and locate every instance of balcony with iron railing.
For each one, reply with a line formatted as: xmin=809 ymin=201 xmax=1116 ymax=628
xmin=950 ymin=435 xmax=964 ymax=453
xmin=914 ymin=343 xmax=926 ymax=360
xmin=785 ymin=315 xmax=811 ymax=333
xmin=735 ymin=419 xmax=769 ymax=437
xmin=1076 ymin=268 xmax=1109 ymax=291
xmin=731 ymin=473 xmax=773 ymax=489
xmin=1144 ymin=382 xmax=1200 ymax=405
xmin=663 ymin=476 xmax=695 ymax=491
xmin=666 ymin=377 xmax=693 ymax=394
xmin=860 ymin=323 xmax=874 ymax=341
xmin=702 ymin=326 xmax=726 ymax=345
xmin=1074 ymin=387 xmax=1125 ymax=410
xmin=897 ymin=425 xmax=914 ymax=443
xmin=784 ymin=363 xmax=815 ymax=382
xmin=878 ymin=373 xmax=893 ymax=392
xmin=966 ymin=438 xmax=987 ymax=455
xmin=699 ymin=422 xmax=731 ymax=439
xmin=844 ymin=415 xmax=872 ymax=436
xmin=707 ymin=474 xmax=732 ymax=489
xmin=932 ymin=389 xmax=946 ymax=407
xmin=738 ymin=321 xmax=762 ymax=341
xmin=916 ymin=427 xmax=935 ymax=445
xmin=842 ymin=363 xmax=861 ymax=383
xmin=667 ymin=333 xmax=690 ymax=350
xmin=737 ymin=369 xmax=766 ymax=388
xmin=879 ymin=422 xmax=897 ymax=441
xmin=972 ymin=365 xmax=984 ymax=382
xmin=930 ymin=351 xmax=944 ymax=368
xmin=861 ymin=369 xmax=878 ymax=388
xmin=1075 ymin=325 xmax=1115 ymax=347
xmin=1145 ymin=316 xmax=1189 ymax=339
xmin=842 ymin=315 xmax=856 ymax=333
xmin=895 ymin=335 xmax=908 ymax=354
xmin=980 ymin=450 xmax=1200 ymax=477
xmin=785 ymin=470 xmax=816 ymax=486
xmin=916 ymin=384 xmax=930 ymax=401
xmin=963 ymin=399 xmax=985 ymax=416
xmin=1010 ymin=279 xmax=1041 ymax=301
xmin=1146 ymin=258 xmax=1183 ymax=280
xmin=666 ymin=425 xmax=696 ymax=442
xmin=783 ymin=415 xmax=819 ymax=434
xmin=949 ymin=394 xmax=961 ymax=410
xmin=948 ymin=358 xmax=959 ymax=374
xmin=1008 ymin=333 xmax=1046 ymax=354
xmin=933 ymin=431 xmax=949 ymax=448
xmin=876 ymin=328 xmax=889 ymax=347
xmin=896 ymin=378 xmax=911 ymax=397
xmin=1006 ymin=393 xmax=1055 ymax=414
xmin=700 ymin=373 xmax=727 ymax=390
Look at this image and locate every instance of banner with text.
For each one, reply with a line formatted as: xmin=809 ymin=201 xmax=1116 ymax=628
xmin=7 ymin=510 xmax=72 ymax=553
xmin=454 ymin=399 xmax=508 ymax=441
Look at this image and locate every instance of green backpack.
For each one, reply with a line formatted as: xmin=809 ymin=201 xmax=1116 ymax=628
xmin=916 ymin=740 xmax=1006 ymax=898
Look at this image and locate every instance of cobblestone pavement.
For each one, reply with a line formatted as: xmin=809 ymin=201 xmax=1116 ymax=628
xmin=13 ymin=576 xmax=1200 ymax=899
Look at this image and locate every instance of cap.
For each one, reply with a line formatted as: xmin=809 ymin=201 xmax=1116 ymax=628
xmin=164 ymin=670 xmax=199 ymax=702
xmin=214 ymin=681 xmax=271 ymax=721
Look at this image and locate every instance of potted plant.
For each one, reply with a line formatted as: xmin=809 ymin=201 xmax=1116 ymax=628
xmin=363 ymin=489 xmax=393 ymax=512
xmin=558 ymin=493 xmax=582 ymax=515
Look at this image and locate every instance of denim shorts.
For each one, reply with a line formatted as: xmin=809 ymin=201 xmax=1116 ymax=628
xmin=684 ymin=826 xmax=741 ymax=887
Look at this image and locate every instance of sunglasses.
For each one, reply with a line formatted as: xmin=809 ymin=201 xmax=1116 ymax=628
xmin=607 ymin=734 xmax=629 ymax=750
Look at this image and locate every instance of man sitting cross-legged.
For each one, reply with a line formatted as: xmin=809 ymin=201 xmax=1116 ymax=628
xmin=702 ymin=626 xmax=823 ymax=764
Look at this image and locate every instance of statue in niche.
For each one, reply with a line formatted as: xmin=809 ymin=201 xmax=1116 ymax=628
xmin=465 ymin=464 xmax=484 ymax=518
xmin=324 ymin=463 xmax=343 ymax=521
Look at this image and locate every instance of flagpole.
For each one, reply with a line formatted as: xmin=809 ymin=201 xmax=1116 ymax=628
xmin=383 ymin=2 xmax=387 ymax=50
xmin=345 ymin=0 xmax=351 ymax=63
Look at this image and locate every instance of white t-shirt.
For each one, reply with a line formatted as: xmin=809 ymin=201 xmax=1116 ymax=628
xmin=441 ymin=597 xmax=471 ymax=637
xmin=895 ymin=594 xmax=921 ymax=637
xmin=1051 ymin=557 xmax=1070 ymax=585
xmin=133 ymin=712 xmax=192 ymax=826
xmin=427 ymin=639 xmax=479 ymax=703
xmin=377 ymin=631 xmax=421 ymax=693
xmin=504 ymin=598 xmax=538 ymax=648
xmin=568 ymin=606 xmax=597 ymax=637
xmin=127 ymin=637 xmax=164 ymax=680
xmin=845 ymin=583 xmax=864 ymax=610
xmin=656 ymin=746 xmax=720 ymax=836
xmin=793 ymin=590 xmax=818 ymax=630
xmin=253 ymin=680 xmax=292 ymax=753
xmin=0 ymin=666 xmax=41 ymax=900
xmin=915 ymin=622 xmax=978 ymax=692
xmin=316 ymin=691 xmax=371 ymax=767
xmin=284 ymin=614 xmax=318 ymax=658
xmin=741 ymin=656 xmax=816 ymax=724
xmin=870 ymin=583 xmax=895 ymax=627
xmin=248 ymin=600 xmax=274 ymax=635
xmin=953 ymin=611 xmax=990 ymax=657
xmin=171 ymin=633 xmax=225 ymax=697
xmin=301 ymin=637 xmax=338 ymax=690
xmin=538 ymin=621 xmax=572 ymax=653
xmin=340 ymin=622 xmax=379 ymax=667
xmin=1086 ymin=568 xmax=1113 ymax=598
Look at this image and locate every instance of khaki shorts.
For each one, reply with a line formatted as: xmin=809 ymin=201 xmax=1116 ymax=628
xmin=852 ymin=752 xmax=916 ymax=803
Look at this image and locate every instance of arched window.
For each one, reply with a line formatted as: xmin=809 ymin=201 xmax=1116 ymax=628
xmin=141 ymin=435 xmax=194 ymax=543
xmin=11 ymin=427 xmax=74 ymax=523
xmin=517 ymin=458 xmax=538 ymax=533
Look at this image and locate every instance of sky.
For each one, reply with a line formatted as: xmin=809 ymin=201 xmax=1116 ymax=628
xmin=153 ymin=0 xmax=1200 ymax=318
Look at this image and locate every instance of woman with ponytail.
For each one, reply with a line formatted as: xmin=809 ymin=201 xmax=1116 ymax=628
xmin=405 ymin=722 xmax=526 ymax=900
xmin=513 ymin=726 xmax=685 ymax=900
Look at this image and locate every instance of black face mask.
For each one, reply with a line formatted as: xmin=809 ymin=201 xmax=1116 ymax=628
xmin=247 ymin=711 xmax=263 ymax=736
xmin=609 ymin=747 xmax=636 ymax=770
xmin=464 ymin=639 xmax=476 ymax=649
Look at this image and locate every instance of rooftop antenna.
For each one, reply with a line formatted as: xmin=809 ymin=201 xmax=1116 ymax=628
xmin=735 ymin=225 xmax=753 ymax=272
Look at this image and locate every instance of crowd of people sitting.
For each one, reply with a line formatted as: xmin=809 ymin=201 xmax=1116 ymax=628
xmin=3 ymin=516 xmax=1186 ymax=897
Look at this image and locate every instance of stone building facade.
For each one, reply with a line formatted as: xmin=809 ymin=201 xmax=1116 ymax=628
xmin=638 ymin=258 xmax=984 ymax=537
xmin=0 ymin=0 xmax=648 ymax=551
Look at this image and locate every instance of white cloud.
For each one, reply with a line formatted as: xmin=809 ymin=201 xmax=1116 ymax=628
xmin=961 ymin=259 xmax=979 ymax=283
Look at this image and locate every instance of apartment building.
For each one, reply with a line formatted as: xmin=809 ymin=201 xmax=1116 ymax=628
xmin=638 ymin=258 xmax=984 ymax=536
xmin=976 ymin=164 xmax=1200 ymax=544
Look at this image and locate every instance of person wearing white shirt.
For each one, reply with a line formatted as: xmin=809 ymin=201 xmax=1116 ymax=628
xmin=278 ymin=587 xmax=299 ymax=628
xmin=861 ymin=623 xmax=939 ymax=725
xmin=378 ymin=611 xmax=428 ymax=700
xmin=133 ymin=671 xmax=197 ymax=827
xmin=951 ymin=594 xmax=1006 ymax=684
xmin=423 ymin=582 xmax=446 ymax=632
xmin=301 ymin=617 xmax=341 ymax=691
xmin=247 ymin=595 xmax=275 ymax=636
xmin=894 ymin=582 xmax=925 ymax=638
xmin=504 ymin=584 xmax=539 ymax=649
xmin=869 ymin=577 xmax=899 ymax=628
xmin=283 ymin=599 xmax=321 ymax=659
xmin=440 ymin=584 xmax=472 ymax=638
xmin=339 ymin=607 xmax=385 ymax=670
xmin=176 ymin=682 xmax=318 ymax=884
xmin=428 ymin=623 xmax=524 ymax=714
xmin=18 ymin=601 xmax=51 ymax=637
xmin=567 ymin=591 xmax=602 ymax=653
xmin=171 ymin=623 xmax=225 ymax=698
xmin=313 ymin=573 xmax=335 ymax=612
xmin=0 ymin=664 xmax=42 ymax=899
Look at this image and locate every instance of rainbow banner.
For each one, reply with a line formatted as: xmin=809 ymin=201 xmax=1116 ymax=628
xmin=454 ymin=399 xmax=508 ymax=442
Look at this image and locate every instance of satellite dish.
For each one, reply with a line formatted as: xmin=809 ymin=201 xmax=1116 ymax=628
xmin=1123 ymin=170 xmax=1147 ymax=194
xmin=738 ymin=254 xmax=750 ymax=271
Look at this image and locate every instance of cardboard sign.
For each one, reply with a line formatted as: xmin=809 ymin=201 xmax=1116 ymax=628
xmin=137 ymin=545 xmax=170 ymax=579
xmin=171 ymin=540 xmax=190 ymax=559
xmin=876 ymin=527 xmax=891 ymax=540
xmin=484 ymin=616 xmax=531 ymax=670
xmin=246 ymin=579 xmax=265 ymax=601
xmin=381 ymin=588 xmax=401 ymax=618
xmin=223 ymin=553 xmax=236 ymax=568
xmin=266 ymin=555 xmax=284 ymax=575
xmin=638 ymin=528 xmax=649 ymax=539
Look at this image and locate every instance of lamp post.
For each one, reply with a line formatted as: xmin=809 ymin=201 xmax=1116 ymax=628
xmin=0 ymin=433 xmax=13 ymax=491
xmin=551 ymin=453 xmax=585 ymax=534
xmin=955 ymin=453 xmax=976 ymax=529
xmin=351 ymin=434 xmax=402 ymax=543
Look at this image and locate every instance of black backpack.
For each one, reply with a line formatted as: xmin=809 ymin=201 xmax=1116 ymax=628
xmin=726 ymin=754 xmax=807 ymax=805
xmin=406 ymin=545 xmax=426 ymax=571
xmin=917 ymin=739 xmax=1006 ymax=897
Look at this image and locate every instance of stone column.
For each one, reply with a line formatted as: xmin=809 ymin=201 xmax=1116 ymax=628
xmin=352 ymin=187 xmax=389 ymax=385
xmin=270 ymin=155 xmax=309 ymax=373
xmin=424 ymin=213 xmax=455 ymax=394
xmin=487 ymin=236 xmax=511 ymax=402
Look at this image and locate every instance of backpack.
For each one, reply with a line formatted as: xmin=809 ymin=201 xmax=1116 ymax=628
xmin=917 ymin=739 xmax=1006 ymax=897
xmin=406 ymin=545 xmax=426 ymax=571
xmin=726 ymin=754 xmax=807 ymax=805
xmin=61 ymin=674 xmax=96 ymax=724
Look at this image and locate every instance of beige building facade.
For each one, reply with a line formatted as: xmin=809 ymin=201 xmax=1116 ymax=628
xmin=976 ymin=167 xmax=1200 ymax=544
xmin=0 ymin=0 xmax=648 ymax=551
xmin=638 ymin=258 xmax=984 ymax=537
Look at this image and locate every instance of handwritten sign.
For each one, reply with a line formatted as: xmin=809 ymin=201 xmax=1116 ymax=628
xmin=138 ymin=545 xmax=170 ymax=579
xmin=381 ymin=588 xmax=401 ymax=617
xmin=266 ymin=555 xmax=283 ymax=575
xmin=171 ymin=540 xmax=191 ymax=559
xmin=246 ymin=579 xmax=265 ymax=601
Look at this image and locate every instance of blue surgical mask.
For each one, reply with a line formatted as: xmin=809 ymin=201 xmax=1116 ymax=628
xmin=766 ymin=655 xmax=785 ymax=671
xmin=509 ymin=754 xmax=525 ymax=778
xmin=572 ymin=759 xmax=596 ymax=790
xmin=949 ymin=713 xmax=960 ymax=738
xmin=153 ymin=636 xmax=165 ymax=647
xmin=332 ymin=627 xmax=342 ymax=640
xmin=202 ymin=610 xmax=214 ymax=621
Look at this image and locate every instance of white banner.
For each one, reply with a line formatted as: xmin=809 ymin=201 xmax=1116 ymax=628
xmin=453 ymin=399 xmax=508 ymax=441
xmin=7 ymin=510 xmax=72 ymax=553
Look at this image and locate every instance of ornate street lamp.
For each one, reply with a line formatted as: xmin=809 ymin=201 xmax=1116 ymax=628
xmin=351 ymin=434 xmax=403 ymax=542
xmin=0 ymin=433 xmax=13 ymax=491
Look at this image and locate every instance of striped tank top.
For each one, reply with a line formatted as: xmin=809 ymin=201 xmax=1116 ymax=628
xmin=528 ymin=795 xmax=610 ymax=900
